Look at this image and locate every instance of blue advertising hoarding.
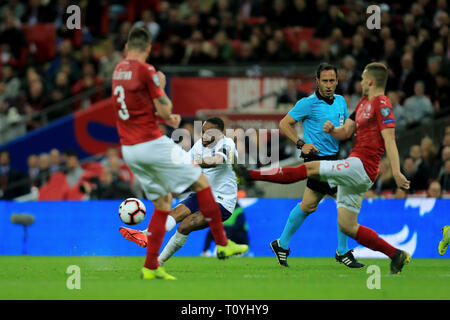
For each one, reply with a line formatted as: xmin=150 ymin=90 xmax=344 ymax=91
xmin=0 ymin=198 xmax=448 ymax=258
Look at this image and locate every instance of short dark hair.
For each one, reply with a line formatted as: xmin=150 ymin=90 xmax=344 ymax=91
xmin=205 ymin=117 xmax=225 ymax=131
xmin=316 ymin=62 xmax=338 ymax=79
xmin=364 ymin=62 xmax=388 ymax=89
xmin=127 ymin=27 xmax=152 ymax=51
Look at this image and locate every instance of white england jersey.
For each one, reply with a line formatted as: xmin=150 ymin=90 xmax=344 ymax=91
xmin=189 ymin=136 xmax=238 ymax=213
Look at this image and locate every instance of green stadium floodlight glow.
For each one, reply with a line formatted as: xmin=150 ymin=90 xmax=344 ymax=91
xmin=10 ymin=213 xmax=35 ymax=255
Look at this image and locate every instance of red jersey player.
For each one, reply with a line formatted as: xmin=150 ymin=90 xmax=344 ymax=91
xmin=112 ymin=27 xmax=247 ymax=280
xmin=235 ymin=62 xmax=411 ymax=274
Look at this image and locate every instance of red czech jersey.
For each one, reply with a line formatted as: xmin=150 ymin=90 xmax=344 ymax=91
xmin=349 ymin=95 xmax=395 ymax=182
xmin=112 ymin=59 xmax=165 ymax=145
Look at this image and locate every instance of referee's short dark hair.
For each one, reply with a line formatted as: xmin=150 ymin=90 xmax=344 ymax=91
xmin=205 ymin=117 xmax=225 ymax=131
xmin=316 ymin=63 xmax=338 ymax=79
xmin=127 ymin=27 xmax=152 ymax=52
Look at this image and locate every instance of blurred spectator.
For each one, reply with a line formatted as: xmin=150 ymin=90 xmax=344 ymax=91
xmin=64 ymin=150 xmax=84 ymax=187
xmin=277 ymin=78 xmax=307 ymax=106
xmin=328 ymin=27 xmax=348 ymax=61
xmin=27 ymin=153 xmax=39 ymax=186
xmin=388 ymin=91 xmax=408 ymax=131
xmin=0 ymin=8 xmax=27 ymax=63
xmin=235 ymin=41 xmax=258 ymax=64
xmin=316 ymin=39 xmax=332 ymax=62
xmin=71 ymin=63 xmax=105 ymax=110
xmin=314 ymin=5 xmax=346 ymax=39
xmin=181 ymin=30 xmax=210 ymax=65
xmin=420 ymin=136 xmax=441 ymax=180
xmin=133 ymin=9 xmax=161 ymax=41
xmin=285 ymin=0 xmax=314 ymax=27
xmin=78 ymin=43 xmax=99 ymax=74
xmin=399 ymin=52 xmax=421 ymax=98
xmin=99 ymin=41 xmax=123 ymax=79
xmin=82 ymin=169 xmax=135 ymax=200
xmin=263 ymin=38 xmax=286 ymax=63
xmin=0 ymin=150 xmax=29 ymax=199
xmin=348 ymin=81 xmax=362 ymax=114
xmin=381 ymin=38 xmax=401 ymax=77
xmin=263 ymin=0 xmax=289 ymax=28
xmin=101 ymin=146 xmax=122 ymax=168
xmin=439 ymin=159 xmax=450 ymax=193
xmin=435 ymin=72 xmax=450 ymax=114
xmin=427 ymin=180 xmax=442 ymax=198
xmin=214 ymin=30 xmax=234 ymax=63
xmin=24 ymin=78 xmax=47 ymax=130
xmin=114 ymin=21 xmax=132 ymax=52
xmin=272 ymin=28 xmax=293 ymax=61
xmin=35 ymin=152 xmax=51 ymax=188
xmin=371 ymin=157 xmax=397 ymax=195
xmin=49 ymin=148 xmax=63 ymax=173
xmin=347 ymin=34 xmax=369 ymax=72
xmin=295 ymin=40 xmax=316 ymax=62
xmin=0 ymin=65 xmax=21 ymax=101
xmin=0 ymin=0 xmax=26 ymax=21
xmin=404 ymin=81 xmax=434 ymax=127
xmin=22 ymin=0 xmax=56 ymax=25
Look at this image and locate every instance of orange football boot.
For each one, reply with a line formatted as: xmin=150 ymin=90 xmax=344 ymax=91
xmin=119 ymin=227 xmax=148 ymax=247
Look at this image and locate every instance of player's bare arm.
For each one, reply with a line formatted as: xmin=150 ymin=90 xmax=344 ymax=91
xmin=381 ymin=128 xmax=410 ymax=190
xmin=323 ymin=118 xmax=355 ymax=140
xmin=279 ymin=114 xmax=319 ymax=155
xmin=195 ymin=154 xmax=225 ymax=168
xmin=153 ymin=95 xmax=173 ymax=119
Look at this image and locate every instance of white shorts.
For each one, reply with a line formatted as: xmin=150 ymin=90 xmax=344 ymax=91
xmin=319 ymin=157 xmax=373 ymax=213
xmin=121 ymin=136 xmax=202 ymax=201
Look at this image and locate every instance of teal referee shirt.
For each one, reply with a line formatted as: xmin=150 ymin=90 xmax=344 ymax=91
xmin=288 ymin=90 xmax=349 ymax=157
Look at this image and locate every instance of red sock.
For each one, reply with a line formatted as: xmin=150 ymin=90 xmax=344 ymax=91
xmin=144 ymin=208 xmax=170 ymax=270
xmin=249 ymin=164 xmax=308 ymax=184
xmin=196 ymin=186 xmax=228 ymax=246
xmin=356 ymin=225 xmax=397 ymax=258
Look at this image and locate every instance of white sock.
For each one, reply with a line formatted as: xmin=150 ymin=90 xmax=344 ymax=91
xmin=158 ymin=231 xmax=188 ymax=266
xmin=165 ymin=215 xmax=176 ymax=232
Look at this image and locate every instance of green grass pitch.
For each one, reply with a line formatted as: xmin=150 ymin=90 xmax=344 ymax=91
xmin=0 ymin=256 xmax=449 ymax=300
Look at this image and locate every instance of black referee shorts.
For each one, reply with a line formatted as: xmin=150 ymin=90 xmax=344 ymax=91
xmin=302 ymin=154 xmax=338 ymax=196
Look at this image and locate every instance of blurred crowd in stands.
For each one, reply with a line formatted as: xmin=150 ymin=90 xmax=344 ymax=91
xmin=365 ymin=125 xmax=450 ymax=198
xmin=0 ymin=146 xmax=140 ymax=200
xmin=1 ymin=0 xmax=450 ymax=200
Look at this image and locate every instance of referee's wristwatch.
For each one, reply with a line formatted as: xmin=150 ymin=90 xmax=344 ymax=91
xmin=296 ymin=138 xmax=305 ymax=150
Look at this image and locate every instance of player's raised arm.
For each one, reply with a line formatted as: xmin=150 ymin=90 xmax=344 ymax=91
xmin=323 ymin=116 xmax=355 ymax=140
xmin=152 ymin=71 xmax=173 ymax=120
xmin=381 ymin=128 xmax=410 ymax=190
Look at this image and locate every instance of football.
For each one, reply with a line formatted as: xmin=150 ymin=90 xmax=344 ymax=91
xmin=118 ymin=198 xmax=146 ymax=225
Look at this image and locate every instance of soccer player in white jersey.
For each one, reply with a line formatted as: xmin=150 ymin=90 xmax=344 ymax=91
xmin=120 ymin=117 xmax=243 ymax=265
xmin=113 ymin=27 xmax=247 ymax=280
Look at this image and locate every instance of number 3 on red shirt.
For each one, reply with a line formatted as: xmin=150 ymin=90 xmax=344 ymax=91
xmin=336 ymin=161 xmax=350 ymax=171
xmin=114 ymin=85 xmax=130 ymax=120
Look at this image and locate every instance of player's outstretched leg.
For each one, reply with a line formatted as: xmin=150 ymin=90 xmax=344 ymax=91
xmin=233 ymin=164 xmax=308 ymax=185
xmin=338 ymin=207 xmax=410 ymax=274
xmin=355 ymin=224 xmax=411 ymax=274
xmin=120 ymin=226 xmax=148 ymax=247
xmin=438 ymin=225 xmax=450 ymax=255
